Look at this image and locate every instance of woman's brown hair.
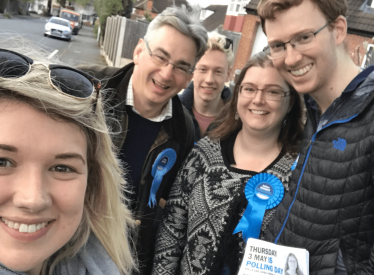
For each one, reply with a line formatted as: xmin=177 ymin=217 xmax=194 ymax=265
xmin=208 ymin=51 xmax=304 ymax=156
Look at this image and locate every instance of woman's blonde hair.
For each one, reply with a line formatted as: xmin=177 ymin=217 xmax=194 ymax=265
xmin=0 ymin=44 xmax=136 ymax=274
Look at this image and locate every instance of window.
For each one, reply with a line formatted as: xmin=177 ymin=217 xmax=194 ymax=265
xmin=200 ymin=9 xmax=206 ymax=20
xmin=228 ymin=0 xmax=249 ymax=14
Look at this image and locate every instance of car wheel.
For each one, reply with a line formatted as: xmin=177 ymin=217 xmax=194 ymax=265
xmin=44 ymin=33 xmax=47 ymax=37
xmin=66 ymin=37 xmax=71 ymax=42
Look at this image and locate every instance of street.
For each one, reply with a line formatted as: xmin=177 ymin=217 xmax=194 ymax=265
xmin=0 ymin=14 xmax=106 ymax=67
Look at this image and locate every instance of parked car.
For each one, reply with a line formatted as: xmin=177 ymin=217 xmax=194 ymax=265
xmin=44 ymin=17 xmax=72 ymax=42
xmin=60 ymin=9 xmax=82 ymax=35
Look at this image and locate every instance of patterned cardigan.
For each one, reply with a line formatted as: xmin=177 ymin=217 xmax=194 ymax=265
xmin=152 ymin=136 xmax=295 ymax=275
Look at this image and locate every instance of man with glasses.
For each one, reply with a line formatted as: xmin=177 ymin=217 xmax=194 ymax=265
xmin=78 ymin=6 xmax=207 ymax=275
xmin=179 ymin=32 xmax=234 ymax=141
xmin=257 ymin=0 xmax=374 ymax=274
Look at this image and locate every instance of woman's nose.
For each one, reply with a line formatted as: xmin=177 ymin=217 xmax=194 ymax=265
xmin=251 ymin=89 xmax=266 ymax=105
xmin=12 ymin=167 xmax=52 ymax=213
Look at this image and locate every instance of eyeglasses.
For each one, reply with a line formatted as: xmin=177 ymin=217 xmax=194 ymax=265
xmin=224 ymin=38 xmax=233 ymax=50
xmin=0 ymin=49 xmax=101 ymax=110
xmin=145 ymin=40 xmax=194 ymax=76
xmin=239 ymin=84 xmax=290 ymax=101
xmin=263 ymin=21 xmax=331 ymax=60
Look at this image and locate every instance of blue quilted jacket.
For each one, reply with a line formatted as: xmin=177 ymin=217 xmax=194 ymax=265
xmin=265 ymin=66 xmax=374 ymax=274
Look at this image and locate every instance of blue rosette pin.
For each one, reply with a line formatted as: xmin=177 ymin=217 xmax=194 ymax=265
xmin=148 ymin=148 xmax=177 ymax=208
xmin=233 ymin=173 xmax=284 ymax=242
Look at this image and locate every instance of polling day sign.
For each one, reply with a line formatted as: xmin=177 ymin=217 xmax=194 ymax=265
xmin=238 ymin=238 xmax=309 ymax=275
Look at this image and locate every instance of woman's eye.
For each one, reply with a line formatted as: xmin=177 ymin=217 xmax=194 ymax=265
xmin=0 ymin=158 xmax=12 ymax=168
xmin=269 ymin=90 xmax=281 ymax=95
xmin=52 ymin=165 xmax=75 ymax=173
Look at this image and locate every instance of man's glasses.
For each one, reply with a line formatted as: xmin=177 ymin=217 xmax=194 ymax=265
xmin=263 ymin=21 xmax=331 ymax=59
xmin=145 ymin=40 xmax=194 ymax=76
xmin=239 ymin=84 xmax=290 ymax=101
xmin=0 ymin=49 xmax=101 ymax=109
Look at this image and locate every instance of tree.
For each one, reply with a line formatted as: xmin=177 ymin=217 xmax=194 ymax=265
xmin=72 ymin=0 xmax=135 ymax=39
xmin=57 ymin=0 xmax=67 ymax=9
xmin=121 ymin=0 xmax=132 ymax=19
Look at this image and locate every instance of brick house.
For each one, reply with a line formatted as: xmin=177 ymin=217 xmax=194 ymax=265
xmin=229 ymin=0 xmax=374 ymax=77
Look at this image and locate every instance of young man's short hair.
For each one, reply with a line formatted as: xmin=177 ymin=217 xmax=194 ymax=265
xmin=257 ymin=0 xmax=348 ymax=34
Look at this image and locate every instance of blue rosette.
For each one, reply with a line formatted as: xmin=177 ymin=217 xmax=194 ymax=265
xmin=233 ymin=173 xmax=284 ymax=242
xmin=148 ymin=148 xmax=177 ymax=208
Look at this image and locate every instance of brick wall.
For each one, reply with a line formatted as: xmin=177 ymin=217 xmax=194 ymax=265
xmin=233 ymin=15 xmax=245 ymax=32
xmin=231 ymin=14 xmax=259 ymax=80
xmin=134 ymin=8 xmax=157 ymax=19
xmin=223 ymin=15 xmax=236 ymax=31
xmin=346 ymin=33 xmax=374 ymax=66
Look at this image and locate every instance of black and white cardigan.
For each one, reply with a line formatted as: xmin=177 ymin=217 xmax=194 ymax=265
xmin=152 ymin=135 xmax=295 ymax=275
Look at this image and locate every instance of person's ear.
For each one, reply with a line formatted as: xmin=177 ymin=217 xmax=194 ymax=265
xmin=333 ymin=15 xmax=347 ymax=46
xmin=133 ymin=39 xmax=144 ymax=65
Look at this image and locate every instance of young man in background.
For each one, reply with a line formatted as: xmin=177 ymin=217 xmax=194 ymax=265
xmin=179 ymin=32 xmax=234 ymax=141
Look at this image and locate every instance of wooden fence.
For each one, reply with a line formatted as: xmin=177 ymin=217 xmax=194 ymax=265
xmin=102 ymin=16 xmax=149 ymax=67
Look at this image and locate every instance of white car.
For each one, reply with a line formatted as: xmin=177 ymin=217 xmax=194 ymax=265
xmin=44 ymin=17 xmax=72 ymax=42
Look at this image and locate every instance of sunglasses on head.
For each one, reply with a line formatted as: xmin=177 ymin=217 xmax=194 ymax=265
xmin=224 ymin=38 xmax=234 ymax=50
xmin=0 ymin=48 xmax=101 ymax=111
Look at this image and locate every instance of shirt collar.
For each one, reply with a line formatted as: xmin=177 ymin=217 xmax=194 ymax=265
xmin=126 ymin=76 xmax=173 ymax=122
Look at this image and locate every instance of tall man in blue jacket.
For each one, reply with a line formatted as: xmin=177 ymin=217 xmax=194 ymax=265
xmin=179 ymin=32 xmax=234 ymax=141
xmin=79 ymin=6 xmax=208 ymax=274
xmin=257 ymin=0 xmax=374 ymax=273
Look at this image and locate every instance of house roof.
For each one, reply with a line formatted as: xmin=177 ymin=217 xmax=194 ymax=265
xmin=134 ymin=0 xmax=190 ymax=14
xmin=245 ymin=0 xmax=374 ymax=37
xmin=346 ymin=0 xmax=374 ymax=37
xmin=202 ymin=5 xmax=228 ymax=32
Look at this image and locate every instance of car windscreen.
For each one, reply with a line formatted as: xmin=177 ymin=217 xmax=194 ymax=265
xmin=61 ymin=12 xmax=79 ymax=22
xmin=50 ymin=18 xmax=70 ymax=27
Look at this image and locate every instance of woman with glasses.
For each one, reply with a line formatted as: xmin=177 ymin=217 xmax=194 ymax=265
xmin=152 ymin=52 xmax=304 ymax=275
xmin=0 ymin=47 xmax=135 ymax=275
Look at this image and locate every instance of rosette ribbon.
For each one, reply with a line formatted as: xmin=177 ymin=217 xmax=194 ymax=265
xmin=233 ymin=173 xmax=284 ymax=242
xmin=148 ymin=148 xmax=177 ymax=208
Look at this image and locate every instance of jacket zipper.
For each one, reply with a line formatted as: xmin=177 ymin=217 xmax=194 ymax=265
xmin=274 ymin=114 xmax=359 ymax=244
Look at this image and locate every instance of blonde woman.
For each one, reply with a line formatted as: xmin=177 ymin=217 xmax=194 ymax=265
xmin=0 ymin=47 xmax=135 ymax=274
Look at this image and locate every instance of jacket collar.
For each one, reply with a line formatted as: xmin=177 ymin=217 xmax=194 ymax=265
xmin=305 ymin=65 xmax=374 ymax=131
